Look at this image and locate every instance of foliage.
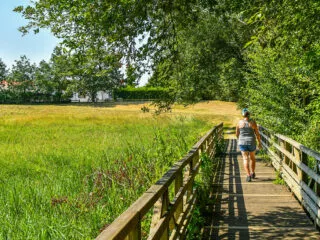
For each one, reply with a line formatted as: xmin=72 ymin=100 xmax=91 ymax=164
xmin=240 ymin=0 xmax=320 ymax=150
xmin=187 ymin=149 xmax=224 ymax=239
xmin=35 ymin=60 xmax=56 ymax=95
xmin=113 ymin=86 xmax=170 ymax=100
xmin=0 ymin=58 xmax=8 ymax=81
xmin=15 ymin=0 xmax=248 ymax=102
xmin=63 ymin=44 xmax=123 ymax=102
xmin=13 ymin=1 xmax=320 ymax=152
xmin=8 ymin=55 xmax=36 ymax=97
xmin=273 ymin=171 xmax=285 ymax=185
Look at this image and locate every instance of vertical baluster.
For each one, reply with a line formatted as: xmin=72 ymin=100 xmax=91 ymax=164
xmin=125 ymin=222 xmax=141 ymax=240
xmin=160 ymin=191 xmax=169 ymax=240
xmin=150 ymin=191 xmax=169 ymax=240
xmin=284 ymin=141 xmax=293 ymax=172
xmin=315 ymin=163 xmax=320 ymax=197
xmin=278 ymin=138 xmax=285 ymax=171
xmin=174 ymin=170 xmax=183 ymax=232
xmin=295 ymin=149 xmax=308 ymax=184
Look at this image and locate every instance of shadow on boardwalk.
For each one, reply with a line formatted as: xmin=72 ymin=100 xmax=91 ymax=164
xmin=199 ymin=139 xmax=319 ymax=240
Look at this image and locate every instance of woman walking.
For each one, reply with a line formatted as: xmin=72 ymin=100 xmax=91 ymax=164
xmin=236 ymin=108 xmax=262 ymax=182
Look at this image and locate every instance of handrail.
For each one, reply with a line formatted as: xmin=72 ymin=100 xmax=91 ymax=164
xmin=96 ymin=123 xmax=224 ymax=239
xmin=258 ymin=125 xmax=320 ymax=227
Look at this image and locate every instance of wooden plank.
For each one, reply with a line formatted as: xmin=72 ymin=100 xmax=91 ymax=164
xmin=265 ymin=147 xmax=282 ymax=171
xmin=281 ymin=164 xmax=320 ymax=223
xmin=275 ymin=133 xmax=302 ymax=150
xmin=125 ymin=222 xmax=141 ymax=240
xmin=97 ymin=208 xmax=140 ymax=240
xmin=274 ymin=132 xmax=320 ymax=162
xmin=301 ymin=181 xmax=320 ymax=208
xmin=301 ymin=146 xmax=320 ymax=161
xmin=148 ymin=178 xmax=196 ymax=240
xmin=174 ymin=170 xmax=183 ymax=223
xmin=179 ymin=192 xmax=198 ymax=238
xmin=273 ymin=142 xmax=320 ymax=185
xmin=168 ymin=190 xmax=197 ymax=239
xmin=149 ymin=191 xmax=170 ymax=240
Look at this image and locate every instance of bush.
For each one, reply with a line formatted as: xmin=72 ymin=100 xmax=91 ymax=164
xmin=113 ymin=87 xmax=170 ymax=100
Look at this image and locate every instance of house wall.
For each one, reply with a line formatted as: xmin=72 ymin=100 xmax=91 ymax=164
xmin=71 ymin=91 xmax=112 ymax=102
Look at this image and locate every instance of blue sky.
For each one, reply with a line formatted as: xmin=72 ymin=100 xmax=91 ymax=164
xmin=0 ymin=1 xmax=149 ymax=85
xmin=0 ymin=1 xmax=59 ymax=69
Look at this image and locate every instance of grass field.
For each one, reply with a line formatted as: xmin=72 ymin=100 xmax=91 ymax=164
xmin=0 ymin=101 xmax=239 ymax=239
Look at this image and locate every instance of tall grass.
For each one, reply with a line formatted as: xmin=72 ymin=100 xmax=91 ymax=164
xmin=0 ymin=102 xmax=238 ymax=239
xmin=0 ymin=104 xmax=210 ymax=239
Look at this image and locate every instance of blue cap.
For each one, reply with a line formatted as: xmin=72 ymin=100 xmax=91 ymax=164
xmin=242 ymin=108 xmax=249 ymax=116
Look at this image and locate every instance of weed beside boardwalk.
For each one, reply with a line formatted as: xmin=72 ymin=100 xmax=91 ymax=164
xmin=0 ymin=101 xmax=238 ymax=239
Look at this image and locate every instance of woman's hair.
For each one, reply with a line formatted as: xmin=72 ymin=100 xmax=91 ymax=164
xmin=242 ymin=108 xmax=250 ymax=117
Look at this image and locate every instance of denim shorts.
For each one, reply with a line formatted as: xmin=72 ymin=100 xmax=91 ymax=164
xmin=239 ymin=145 xmax=256 ymax=152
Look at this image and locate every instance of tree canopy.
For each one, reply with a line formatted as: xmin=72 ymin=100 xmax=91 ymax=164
xmin=15 ymin=0 xmax=320 ymax=150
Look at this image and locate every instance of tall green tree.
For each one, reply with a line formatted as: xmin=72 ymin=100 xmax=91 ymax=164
xmin=240 ymin=0 xmax=320 ymax=149
xmin=0 ymin=58 xmax=8 ymax=81
xmin=48 ymin=46 xmax=73 ymax=102
xmin=64 ymin=42 xmax=123 ymax=102
xmin=14 ymin=1 xmax=200 ymax=90
xmin=35 ymin=60 xmax=55 ymax=95
xmin=9 ymin=55 xmax=36 ymax=99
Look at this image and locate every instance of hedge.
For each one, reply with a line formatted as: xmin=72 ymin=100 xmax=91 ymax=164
xmin=113 ymin=87 xmax=170 ymax=100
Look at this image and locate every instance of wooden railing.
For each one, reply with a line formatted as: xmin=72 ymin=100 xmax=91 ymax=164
xmin=259 ymin=125 xmax=320 ymax=227
xmin=96 ymin=123 xmax=224 ymax=240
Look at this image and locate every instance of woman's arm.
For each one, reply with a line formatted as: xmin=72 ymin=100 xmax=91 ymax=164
xmin=252 ymin=121 xmax=262 ymax=148
xmin=236 ymin=124 xmax=240 ymax=139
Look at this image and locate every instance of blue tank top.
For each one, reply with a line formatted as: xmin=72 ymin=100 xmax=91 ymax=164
xmin=238 ymin=120 xmax=256 ymax=146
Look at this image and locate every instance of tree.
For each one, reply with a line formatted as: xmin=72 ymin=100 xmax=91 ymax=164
xmin=15 ymin=0 xmax=320 ymax=150
xmin=64 ymin=42 xmax=123 ymax=102
xmin=9 ymin=55 xmax=36 ymax=101
xmin=35 ymin=60 xmax=55 ymax=95
xmin=14 ymin=1 xmax=200 ymax=92
xmin=48 ymin=47 xmax=73 ymax=102
xmin=240 ymin=0 xmax=320 ymax=150
xmin=0 ymin=58 xmax=8 ymax=81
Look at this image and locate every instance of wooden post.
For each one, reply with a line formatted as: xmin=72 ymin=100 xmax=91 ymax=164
xmin=175 ymin=170 xmax=183 ymax=219
xmin=125 ymin=222 xmax=141 ymax=240
xmin=315 ymin=163 xmax=320 ymax=197
xmin=294 ymin=147 xmax=305 ymax=183
xmin=150 ymin=191 xmax=170 ymax=240
xmin=173 ymin=170 xmax=183 ymax=235
xmin=284 ymin=141 xmax=295 ymax=173
xmin=160 ymin=191 xmax=169 ymax=240
xmin=278 ymin=138 xmax=285 ymax=171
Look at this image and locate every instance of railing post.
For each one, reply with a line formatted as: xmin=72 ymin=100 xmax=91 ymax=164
xmin=284 ymin=141 xmax=294 ymax=171
xmin=278 ymin=138 xmax=285 ymax=171
xmin=295 ymin=148 xmax=308 ymax=184
xmin=150 ymin=191 xmax=169 ymax=240
xmin=125 ymin=222 xmax=141 ymax=240
xmin=315 ymin=163 xmax=320 ymax=197
xmin=175 ymin=170 xmax=183 ymax=221
xmin=209 ymin=134 xmax=214 ymax=157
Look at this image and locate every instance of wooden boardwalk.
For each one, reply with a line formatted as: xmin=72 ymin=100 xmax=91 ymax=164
xmin=201 ymin=138 xmax=320 ymax=239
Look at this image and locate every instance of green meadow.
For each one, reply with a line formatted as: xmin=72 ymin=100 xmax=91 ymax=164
xmin=0 ymin=102 xmax=238 ymax=239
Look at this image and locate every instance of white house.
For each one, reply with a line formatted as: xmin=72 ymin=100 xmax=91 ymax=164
xmin=70 ymin=91 xmax=112 ymax=102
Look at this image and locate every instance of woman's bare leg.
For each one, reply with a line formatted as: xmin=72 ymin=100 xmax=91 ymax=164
xmin=249 ymin=151 xmax=256 ymax=175
xmin=241 ymin=151 xmax=250 ymax=176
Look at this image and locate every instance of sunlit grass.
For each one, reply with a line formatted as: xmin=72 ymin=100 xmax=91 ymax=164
xmin=0 ymin=101 xmax=238 ymax=239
